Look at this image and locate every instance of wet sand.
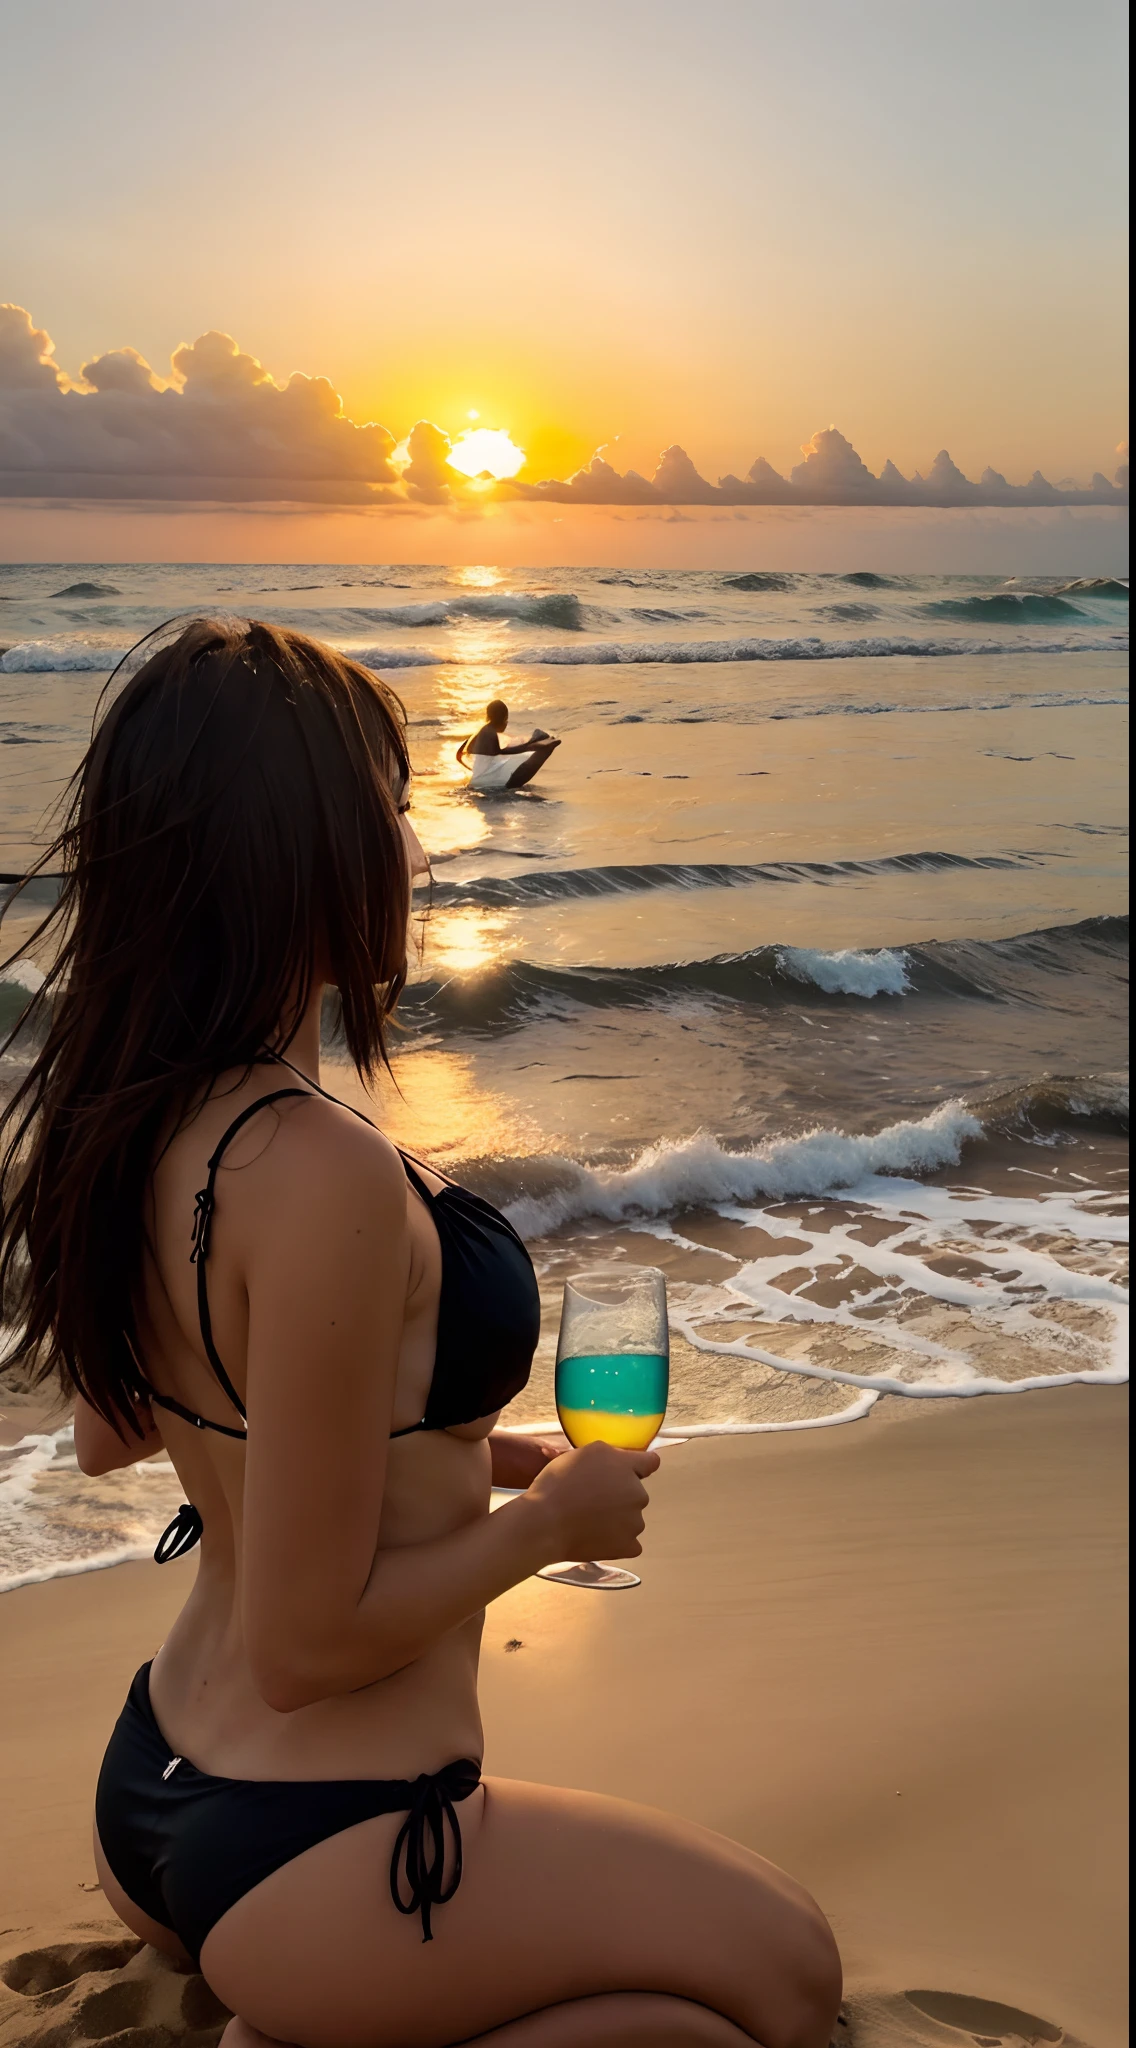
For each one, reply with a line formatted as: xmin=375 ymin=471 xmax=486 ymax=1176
xmin=0 ymin=1385 xmax=1128 ymax=2048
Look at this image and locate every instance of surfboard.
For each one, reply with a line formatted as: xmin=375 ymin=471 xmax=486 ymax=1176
xmin=465 ymin=738 xmax=560 ymax=791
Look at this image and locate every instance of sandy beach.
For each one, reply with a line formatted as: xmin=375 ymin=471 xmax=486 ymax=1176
xmin=0 ymin=1384 xmax=1127 ymax=2048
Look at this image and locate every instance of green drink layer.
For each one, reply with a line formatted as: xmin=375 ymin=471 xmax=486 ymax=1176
xmin=556 ymin=1352 xmax=669 ymax=1449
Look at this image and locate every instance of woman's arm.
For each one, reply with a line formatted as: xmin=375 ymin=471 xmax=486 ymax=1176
xmin=289 ymin=1439 xmax=651 ymax=1708
xmin=73 ymin=1390 xmax=162 ymax=1475
xmin=236 ymin=1104 xmax=655 ymax=1712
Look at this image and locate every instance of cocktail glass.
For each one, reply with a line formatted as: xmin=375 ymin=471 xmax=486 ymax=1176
xmin=537 ymin=1264 xmax=669 ymax=1590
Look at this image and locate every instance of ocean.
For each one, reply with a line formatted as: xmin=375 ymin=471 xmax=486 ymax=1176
xmin=0 ymin=561 xmax=1129 ymax=1589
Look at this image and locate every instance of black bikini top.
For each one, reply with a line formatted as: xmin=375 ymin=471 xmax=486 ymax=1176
xmin=142 ymin=1082 xmax=540 ymax=1557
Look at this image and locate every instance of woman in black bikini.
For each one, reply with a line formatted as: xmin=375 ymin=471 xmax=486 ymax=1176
xmin=0 ymin=619 xmax=840 ymax=2048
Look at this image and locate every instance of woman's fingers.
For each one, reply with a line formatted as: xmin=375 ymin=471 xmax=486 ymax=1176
xmin=527 ymin=1440 xmax=661 ymax=1562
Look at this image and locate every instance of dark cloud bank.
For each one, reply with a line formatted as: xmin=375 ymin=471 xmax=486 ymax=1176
xmin=1 ymin=305 xmax=1128 ymax=511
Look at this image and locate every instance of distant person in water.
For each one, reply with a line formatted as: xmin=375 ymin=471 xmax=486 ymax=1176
xmin=458 ymin=699 xmax=559 ymax=762
xmin=457 ymin=700 xmax=562 ymax=791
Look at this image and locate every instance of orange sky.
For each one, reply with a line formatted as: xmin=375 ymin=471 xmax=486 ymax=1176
xmin=1 ymin=1 xmax=1128 ymax=565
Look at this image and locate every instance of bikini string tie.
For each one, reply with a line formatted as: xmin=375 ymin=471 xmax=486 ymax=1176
xmin=189 ymin=1186 xmax=214 ymax=1264
xmin=389 ymin=1759 xmax=482 ymax=1941
xmin=154 ymin=1501 xmax=204 ymax=1564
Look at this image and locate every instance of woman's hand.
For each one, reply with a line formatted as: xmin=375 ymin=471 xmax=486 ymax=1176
xmin=524 ymin=1439 xmax=660 ymax=1562
xmin=489 ymin=1431 xmax=565 ymax=1490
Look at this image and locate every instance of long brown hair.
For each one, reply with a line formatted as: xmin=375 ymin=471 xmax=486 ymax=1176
xmin=0 ymin=616 xmax=410 ymax=1429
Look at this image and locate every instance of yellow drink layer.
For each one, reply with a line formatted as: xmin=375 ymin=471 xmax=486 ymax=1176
xmin=557 ymin=1407 xmax=666 ymax=1450
xmin=555 ymin=1354 xmax=670 ymax=1450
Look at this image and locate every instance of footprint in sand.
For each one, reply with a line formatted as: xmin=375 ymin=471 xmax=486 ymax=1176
xmin=837 ymin=1986 xmax=1089 ymax=2047
xmin=0 ymin=1932 xmax=231 ymax=2047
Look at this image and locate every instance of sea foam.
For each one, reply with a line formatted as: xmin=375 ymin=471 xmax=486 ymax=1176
xmin=504 ymin=632 xmax=1129 ymax=666
xmin=1 ymin=629 xmax=1128 ymax=674
xmin=0 ymin=637 xmax=441 ymax=674
xmin=777 ymin=944 xmax=910 ymax=997
xmin=0 ymin=957 xmax=45 ymax=992
xmin=661 ymin=1168 xmax=1129 ymax=1401
xmin=0 ymin=1423 xmax=186 ymax=1595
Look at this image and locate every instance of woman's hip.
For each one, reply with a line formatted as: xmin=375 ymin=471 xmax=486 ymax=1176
xmin=96 ymin=1664 xmax=484 ymax=1970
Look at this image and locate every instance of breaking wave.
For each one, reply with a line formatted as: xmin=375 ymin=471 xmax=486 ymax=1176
xmin=0 ymin=637 xmax=441 ymax=674
xmin=11 ymin=907 xmax=1119 ymax=1048
xmin=398 ymin=915 xmax=1128 ymax=1033
xmin=778 ymin=945 xmax=910 ymax=997
xmin=489 ymin=1089 xmax=1130 ymax=1237
xmin=328 ymin=591 xmax=589 ymax=631
xmin=487 ymin=632 xmax=1129 ymax=666
xmin=2 ymin=627 xmax=1128 ymax=675
xmin=500 ymin=1101 xmax=986 ymax=1235
xmin=721 ymin=572 xmax=797 ymax=592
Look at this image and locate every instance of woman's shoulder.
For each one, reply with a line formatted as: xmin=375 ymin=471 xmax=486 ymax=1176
xmin=176 ymin=1073 xmax=408 ymax=1224
xmin=274 ymin=1087 xmax=403 ymax=1179
xmin=198 ymin=1086 xmax=410 ymax=1297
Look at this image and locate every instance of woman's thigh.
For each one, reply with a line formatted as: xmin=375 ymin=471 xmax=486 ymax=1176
xmin=226 ymin=1992 xmax=767 ymax=2047
xmin=201 ymin=1777 xmax=840 ymax=2048
xmin=225 ymin=1993 xmax=765 ymax=2048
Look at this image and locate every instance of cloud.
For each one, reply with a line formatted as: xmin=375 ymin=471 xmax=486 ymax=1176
xmin=80 ymin=347 xmax=165 ymax=396
xmin=398 ymin=419 xmax=462 ymax=502
xmin=509 ymin=449 xmax=659 ymax=504
xmin=170 ymin=330 xmax=274 ymax=392
xmin=0 ymin=306 xmax=399 ymax=502
xmin=790 ymin=426 xmax=880 ymax=497
xmin=0 ymin=305 xmax=67 ymax=391
xmin=0 ymin=303 xmax=1128 ymax=511
xmin=653 ymin=444 xmax=721 ymax=504
xmin=740 ymin=457 xmax=793 ymax=502
xmin=508 ymin=424 xmax=1128 ymax=510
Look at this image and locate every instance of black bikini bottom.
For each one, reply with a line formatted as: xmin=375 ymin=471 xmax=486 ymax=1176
xmin=95 ymin=1664 xmax=482 ymax=1966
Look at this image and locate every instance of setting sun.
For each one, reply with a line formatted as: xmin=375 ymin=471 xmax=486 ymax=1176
xmin=447 ymin=426 xmax=525 ymax=480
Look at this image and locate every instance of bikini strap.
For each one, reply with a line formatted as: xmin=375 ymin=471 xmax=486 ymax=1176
xmin=191 ymin=1089 xmax=312 ymax=1419
xmin=397 ymin=1151 xmax=437 ymax=1204
xmin=145 ymin=1385 xmax=247 ymax=1440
